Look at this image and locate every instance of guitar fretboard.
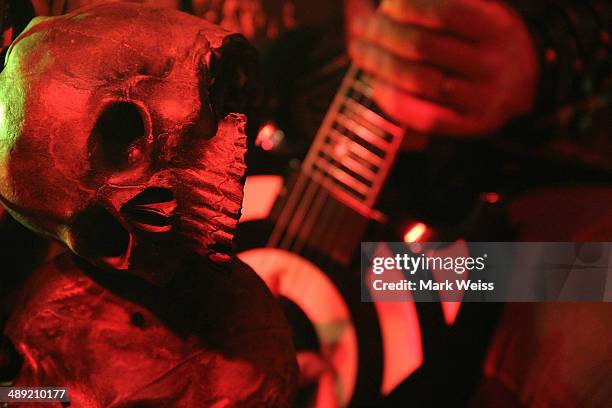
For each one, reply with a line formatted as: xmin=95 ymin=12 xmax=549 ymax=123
xmin=302 ymin=65 xmax=405 ymax=212
xmin=267 ymin=65 xmax=406 ymax=261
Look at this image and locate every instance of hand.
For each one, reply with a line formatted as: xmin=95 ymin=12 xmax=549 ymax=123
xmin=348 ymin=0 xmax=539 ymax=137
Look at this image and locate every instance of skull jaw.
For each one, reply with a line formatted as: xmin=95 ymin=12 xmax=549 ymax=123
xmin=67 ymin=184 xmax=184 ymax=284
xmin=69 ymin=204 xmax=134 ymax=271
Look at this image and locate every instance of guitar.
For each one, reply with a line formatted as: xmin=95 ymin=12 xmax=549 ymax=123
xmin=236 ymin=63 xmax=504 ymax=406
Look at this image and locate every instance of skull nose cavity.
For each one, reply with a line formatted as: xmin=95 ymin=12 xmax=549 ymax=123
xmin=89 ymin=101 xmax=147 ymax=168
xmin=121 ymin=187 xmax=177 ymax=233
xmin=71 ymin=205 xmax=131 ymax=269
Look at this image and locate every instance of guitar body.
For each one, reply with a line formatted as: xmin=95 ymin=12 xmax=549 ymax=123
xmin=236 ymin=58 xmax=511 ymax=406
xmin=237 ymin=175 xmax=431 ymax=406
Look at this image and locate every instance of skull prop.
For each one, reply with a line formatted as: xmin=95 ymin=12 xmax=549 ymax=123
xmin=0 ymin=2 xmax=257 ymax=283
xmin=0 ymin=4 xmax=298 ymax=406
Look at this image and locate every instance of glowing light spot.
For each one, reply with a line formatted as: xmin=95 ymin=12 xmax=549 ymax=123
xmin=403 ymin=222 xmax=427 ymax=243
xmin=259 ymin=123 xmax=275 ymax=138
xmin=483 ymin=192 xmax=500 ymax=204
xmin=256 ymin=122 xmax=284 ymax=151
xmin=260 ymin=140 xmax=272 ymax=151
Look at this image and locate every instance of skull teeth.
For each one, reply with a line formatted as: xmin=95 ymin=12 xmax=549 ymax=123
xmin=121 ymin=188 xmax=177 ymax=233
xmin=122 ymin=203 xmax=177 ymax=232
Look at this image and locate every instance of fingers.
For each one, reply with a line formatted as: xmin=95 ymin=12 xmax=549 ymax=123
xmin=347 ymin=0 xmax=537 ymax=138
xmin=350 ymin=40 xmax=483 ymax=112
xmin=345 ymin=0 xmax=377 ymax=22
xmin=345 ymin=0 xmax=377 ymax=40
xmin=379 ymin=0 xmax=509 ymax=41
xmin=354 ymin=13 xmax=491 ymax=78
xmin=371 ymin=80 xmax=490 ymax=137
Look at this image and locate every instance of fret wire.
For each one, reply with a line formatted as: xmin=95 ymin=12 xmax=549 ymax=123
xmin=342 ymin=104 xmax=392 ymax=142
xmin=304 ymin=67 xmax=373 ymax=262
xmin=318 ymin=145 xmax=377 ymax=181
xmin=311 ymin=67 xmax=372 ymax=262
xmin=343 ymin=98 xmax=403 ymax=137
xmin=315 ymin=151 xmax=376 ymax=187
xmin=312 ymin=157 xmax=370 ymax=196
xmin=351 ymin=71 xmax=404 ymax=129
xmin=277 ymin=66 xmax=366 ymax=249
xmin=322 ymin=143 xmax=379 ymax=178
xmin=303 ymin=65 xmax=361 ymax=170
xmin=313 ymin=144 xmax=392 ymax=208
xmin=272 ymin=64 xmax=406 ymax=248
xmin=326 ymin=129 xmax=385 ymax=167
xmin=316 ymin=155 xmax=374 ymax=188
xmin=335 ymin=123 xmax=387 ymax=160
xmin=269 ymin=64 xmax=359 ymax=247
xmin=308 ymin=164 xmax=377 ymax=217
xmin=351 ymin=79 xmax=373 ymax=100
xmin=335 ymin=114 xmax=390 ymax=152
xmin=342 ymin=69 xmax=407 ymax=207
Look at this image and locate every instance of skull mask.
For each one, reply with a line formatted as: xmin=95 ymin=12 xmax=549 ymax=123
xmin=0 ymin=3 xmax=258 ymax=283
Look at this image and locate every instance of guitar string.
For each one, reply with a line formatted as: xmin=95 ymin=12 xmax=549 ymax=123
xmin=285 ymin=67 xmax=367 ymax=258
xmin=277 ymin=173 xmax=324 ymax=250
xmin=254 ymin=170 xmax=307 ymax=276
xmin=255 ymin=66 xmax=362 ymax=283
xmin=257 ymin=67 xmax=390 ymax=286
xmin=242 ymin=68 xmax=395 ymax=383
xmin=290 ymin=67 xmax=388 ymax=268
xmin=276 ymin=65 xmax=361 ymax=252
xmin=262 ymin=67 xmax=364 ymax=298
xmin=266 ymin=64 xmax=359 ymax=250
xmin=281 ymin=112 xmax=364 ymax=254
xmin=315 ymin=70 xmax=405 ymax=275
xmin=295 ymin=68 xmax=381 ymax=268
xmin=285 ymin=175 xmax=330 ymax=254
xmin=315 ymin=69 xmax=377 ymax=272
xmin=267 ymin=172 xmax=311 ymax=248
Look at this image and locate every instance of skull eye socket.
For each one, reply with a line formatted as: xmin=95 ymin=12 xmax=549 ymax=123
xmin=90 ymin=101 xmax=146 ymax=168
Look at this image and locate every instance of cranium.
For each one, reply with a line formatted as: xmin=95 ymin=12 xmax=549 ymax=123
xmin=0 ymin=2 xmax=257 ymax=283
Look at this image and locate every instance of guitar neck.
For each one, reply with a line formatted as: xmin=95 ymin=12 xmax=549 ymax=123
xmin=266 ymin=65 xmax=406 ymax=262
xmin=302 ymin=64 xmax=405 ymax=212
